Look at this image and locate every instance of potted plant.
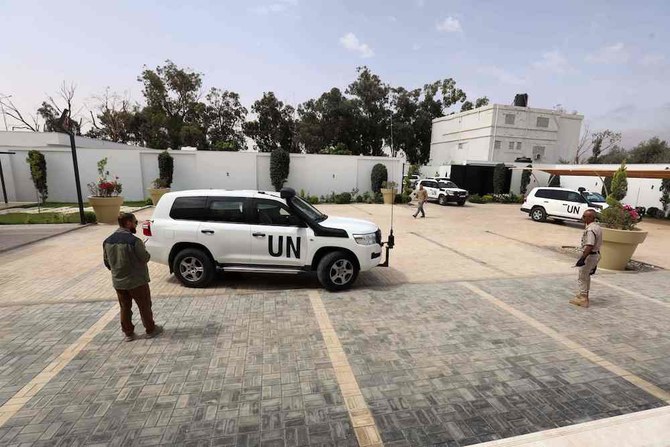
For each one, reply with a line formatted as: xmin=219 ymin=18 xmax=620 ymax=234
xmin=148 ymin=150 xmax=174 ymax=205
xmin=598 ymin=161 xmax=647 ymax=270
xmin=87 ymin=158 xmax=123 ymax=224
xmin=380 ymin=181 xmax=398 ymax=205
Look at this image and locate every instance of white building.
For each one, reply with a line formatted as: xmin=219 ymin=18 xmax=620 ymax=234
xmin=429 ymin=104 xmax=584 ymax=166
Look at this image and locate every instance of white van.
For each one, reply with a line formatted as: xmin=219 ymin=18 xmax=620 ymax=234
xmin=143 ymin=188 xmax=387 ymax=291
xmin=521 ymin=187 xmax=602 ymax=222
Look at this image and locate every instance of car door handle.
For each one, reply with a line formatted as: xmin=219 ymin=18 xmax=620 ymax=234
xmin=253 ymin=232 xmax=266 ymax=238
xmin=201 ymin=229 xmax=215 ymax=234
xmin=562 ymin=203 xmax=568 ymax=206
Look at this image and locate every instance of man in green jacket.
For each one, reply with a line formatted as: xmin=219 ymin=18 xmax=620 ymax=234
xmin=104 ymin=212 xmax=162 ymax=341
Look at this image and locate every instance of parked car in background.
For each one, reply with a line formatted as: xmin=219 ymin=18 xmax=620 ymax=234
xmin=521 ymin=187 xmax=603 ymax=222
xmin=405 ymin=174 xmax=420 ymax=189
xmin=578 ymin=188 xmax=607 ymax=209
xmin=416 ymin=178 xmax=469 ymax=206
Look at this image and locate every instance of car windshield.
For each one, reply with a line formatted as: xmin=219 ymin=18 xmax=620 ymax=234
xmin=290 ymin=196 xmax=328 ymax=222
xmin=439 ymin=181 xmax=458 ymax=189
xmin=584 ymin=192 xmax=605 ymax=202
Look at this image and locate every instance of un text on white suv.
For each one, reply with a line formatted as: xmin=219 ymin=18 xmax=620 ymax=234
xmin=521 ymin=187 xmax=603 ymax=223
xmin=142 ymin=188 xmax=385 ymax=291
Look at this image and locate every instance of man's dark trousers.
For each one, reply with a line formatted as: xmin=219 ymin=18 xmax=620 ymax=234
xmin=115 ymin=284 xmax=156 ymax=335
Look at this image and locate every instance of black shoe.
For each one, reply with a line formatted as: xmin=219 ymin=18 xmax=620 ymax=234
xmin=124 ymin=333 xmax=137 ymax=342
xmin=146 ymin=325 xmax=164 ymax=339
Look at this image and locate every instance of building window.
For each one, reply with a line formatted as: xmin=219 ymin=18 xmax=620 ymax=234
xmin=458 ymin=142 xmax=465 ymax=150
xmin=536 ymin=117 xmax=549 ymax=128
xmin=508 ymin=141 xmax=515 ymax=151
xmin=494 ymin=140 xmax=501 ymax=150
xmin=516 ymin=142 xmax=522 ymax=151
xmin=532 ymin=145 xmax=546 ymax=160
xmin=504 ymin=114 xmax=516 ymax=125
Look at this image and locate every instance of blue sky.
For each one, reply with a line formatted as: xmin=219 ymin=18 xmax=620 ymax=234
xmin=1 ymin=0 xmax=669 ymax=147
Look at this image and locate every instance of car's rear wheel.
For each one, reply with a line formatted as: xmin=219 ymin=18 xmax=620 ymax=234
xmin=317 ymin=251 xmax=359 ymax=292
xmin=530 ymin=206 xmax=547 ymax=222
xmin=173 ymin=248 xmax=215 ymax=288
xmin=457 ymin=200 xmax=465 ymax=206
xmin=438 ymin=195 xmax=448 ymax=206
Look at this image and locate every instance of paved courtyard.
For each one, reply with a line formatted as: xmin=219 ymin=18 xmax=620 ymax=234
xmin=0 ymin=203 xmax=669 ymax=446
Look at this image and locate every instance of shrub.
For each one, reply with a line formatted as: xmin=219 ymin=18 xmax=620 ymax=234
xmin=309 ymin=195 xmax=319 ymax=204
xmin=371 ymin=164 xmax=388 ymax=193
xmin=362 ymin=191 xmax=373 ymax=204
xmin=373 ymin=191 xmax=384 ymax=204
xmin=88 ymin=158 xmax=122 ymax=197
xmin=468 ymin=194 xmax=485 ymax=204
xmin=270 ymin=149 xmax=290 ymax=191
xmin=609 ymin=161 xmax=628 ymax=202
xmin=158 ymin=150 xmax=174 ymax=188
xmin=482 ymin=194 xmax=494 ymax=203
xmin=355 ymin=195 xmax=364 ymax=203
xmin=493 ymin=163 xmax=508 ymax=194
xmin=334 ymin=192 xmax=352 ymax=204
xmin=382 ymin=181 xmax=397 ymax=190
xmin=26 ymin=150 xmax=48 ymax=203
xmin=520 ymin=165 xmax=532 ymax=195
xmin=647 ymin=207 xmax=665 ymax=219
xmin=660 ymin=179 xmax=670 ymax=215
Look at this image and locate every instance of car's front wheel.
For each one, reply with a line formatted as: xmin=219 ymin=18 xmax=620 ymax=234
xmin=457 ymin=200 xmax=466 ymax=206
xmin=530 ymin=206 xmax=547 ymax=222
xmin=438 ymin=195 xmax=448 ymax=206
xmin=317 ymin=251 xmax=359 ymax=292
xmin=173 ymin=248 xmax=215 ymax=288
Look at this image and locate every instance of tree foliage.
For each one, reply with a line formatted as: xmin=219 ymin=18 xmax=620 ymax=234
xmin=660 ymin=179 xmax=670 ymax=215
xmin=346 ymin=67 xmax=391 ymax=157
xmin=26 ymin=150 xmax=48 ymax=203
xmin=270 ymin=148 xmax=290 ymax=191
xmin=244 ymin=92 xmax=298 ymax=153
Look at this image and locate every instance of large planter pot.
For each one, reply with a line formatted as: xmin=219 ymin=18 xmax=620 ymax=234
xmin=381 ymin=188 xmax=397 ymax=205
xmin=88 ymin=196 xmax=124 ymax=225
xmin=147 ymin=188 xmax=170 ymax=206
xmin=600 ymin=227 xmax=648 ymax=270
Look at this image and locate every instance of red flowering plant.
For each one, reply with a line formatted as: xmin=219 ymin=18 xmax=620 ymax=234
xmin=599 ymin=162 xmax=640 ymax=230
xmin=87 ymin=158 xmax=123 ymax=197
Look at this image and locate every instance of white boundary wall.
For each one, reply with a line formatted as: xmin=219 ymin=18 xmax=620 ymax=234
xmin=0 ymin=133 xmax=403 ymax=202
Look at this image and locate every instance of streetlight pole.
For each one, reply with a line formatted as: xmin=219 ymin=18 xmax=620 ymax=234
xmin=56 ymin=109 xmax=85 ymax=224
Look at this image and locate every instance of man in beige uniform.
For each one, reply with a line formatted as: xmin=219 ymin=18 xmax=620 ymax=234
xmin=413 ymin=184 xmax=428 ymax=218
xmin=570 ymin=209 xmax=603 ymax=308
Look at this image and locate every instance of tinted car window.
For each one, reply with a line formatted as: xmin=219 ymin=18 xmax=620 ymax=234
xmin=566 ymin=192 xmax=585 ymax=203
xmin=534 ymin=189 xmax=552 ymax=199
xmin=208 ymin=197 xmax=246 ymax=223
xmin=439 ymin=181 xmax=458 ymax=189
xmin=552 ymin=190 xmax=570 ymax=201
xmin=170 ymin=196 xmax=208 ymax=221
xmin=424 ymin=181 xmax=438 ymax=188
xmin=254 ymin=199 xmax=301 ymax=226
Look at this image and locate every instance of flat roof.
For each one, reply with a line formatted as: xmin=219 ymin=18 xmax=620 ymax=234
xmin=510 ymin=164 xmax=670 ymax=179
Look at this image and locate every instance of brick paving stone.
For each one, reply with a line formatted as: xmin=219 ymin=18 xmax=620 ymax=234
xmin=321 ymin=279 xmax=669 ymax=446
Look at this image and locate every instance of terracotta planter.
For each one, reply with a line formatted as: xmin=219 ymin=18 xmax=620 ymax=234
xmin=88 ymin=196 xmax=124 ymax=224
xmin=381 ymin=188 xmax=397 ymax=205
xmin=147 ymin=188 xmax=170 ymax=206
xmin=600 ymin=227 xmax=648 ymax=270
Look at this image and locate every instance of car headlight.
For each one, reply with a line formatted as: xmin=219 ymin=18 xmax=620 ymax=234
xmin=354 ymin=233 xmax=377 ymax=245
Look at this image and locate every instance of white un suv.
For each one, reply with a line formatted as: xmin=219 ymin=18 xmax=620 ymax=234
xmin=142 ymin=188 xmax=386 ymax=291
xmin=521 ymin=187 xmax=605 ymax=223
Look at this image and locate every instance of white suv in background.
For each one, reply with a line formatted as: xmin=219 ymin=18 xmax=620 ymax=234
xmin=416 ymin=178 xmax=469 ymax=206
xmin=143 ymin=188 xmax=386 ymax=291
xmin=521 ymin=187 xmax=603 ymax=223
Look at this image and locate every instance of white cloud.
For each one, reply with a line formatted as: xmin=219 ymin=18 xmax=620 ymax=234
xmin=586 ymin=42 xmax=629 ymax=64
xmin=436 ymin=16 xmax=462 ymax=33
xmin=478 ymin=66 xmax=526 ymax=85
xmin=339 ymin=33 xmax=374 ymax=58
xmin=251 ymin=0 xmax=298 ymax=15
xmin=639 ymin=53 xmax=665 ymax=67
xmin=532 ymin=50 xmax=572 ymax=74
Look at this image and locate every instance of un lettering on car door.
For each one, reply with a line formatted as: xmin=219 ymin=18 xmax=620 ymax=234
xmin=268 ymin=235 xmax=300 ymax=258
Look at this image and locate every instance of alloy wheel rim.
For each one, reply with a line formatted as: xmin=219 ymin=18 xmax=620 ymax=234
xmin=179 ymin=257 xmax=204 ymax=282
xmin=329 ymin=259 xmax=354 ymax=285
